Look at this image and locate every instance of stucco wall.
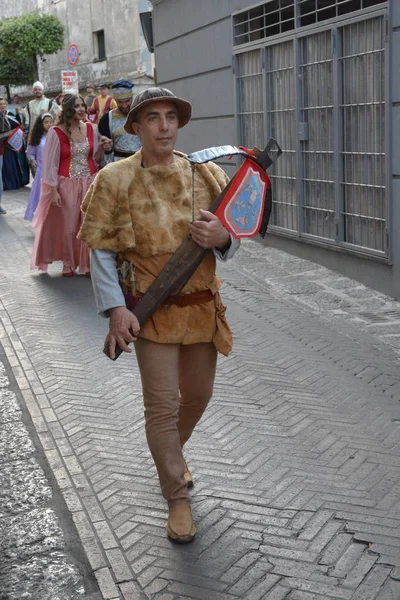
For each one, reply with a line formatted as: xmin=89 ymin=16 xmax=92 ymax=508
xmin=0 ymin=0 xmax=37 ymax=18
xmin=0 ymin=0 xmax=154 ymax=96
xmin=39 ymin=0 xmax=153 ymax=92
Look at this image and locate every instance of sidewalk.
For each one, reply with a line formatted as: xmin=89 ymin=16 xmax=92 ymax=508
xmin=1 ymin=188 xmax=400 ymax=600
xmin=0 ymin=341 xmax=100 ymax=600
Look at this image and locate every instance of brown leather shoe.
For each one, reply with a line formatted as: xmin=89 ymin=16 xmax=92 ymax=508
xmin=184 ymin=460 xmax=193 ymax=488
xmin=166 ymin=506 xmax=196 ymax=543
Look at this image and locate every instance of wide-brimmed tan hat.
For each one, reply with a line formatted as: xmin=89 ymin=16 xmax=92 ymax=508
xmin=124 ymin=87 xmax=192 ymax=133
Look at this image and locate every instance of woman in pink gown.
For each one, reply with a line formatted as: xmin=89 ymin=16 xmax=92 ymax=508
xmin=31 ymin=94 xmax=108 ymax=276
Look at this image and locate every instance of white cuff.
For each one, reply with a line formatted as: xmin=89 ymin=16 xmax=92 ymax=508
xmin=213 ymin=234 xmax=241 ymax=261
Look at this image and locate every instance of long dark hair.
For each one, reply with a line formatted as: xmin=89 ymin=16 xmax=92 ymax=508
xmin=58 ymin=94 xmax=87 ymax=137
xmin=28 ymin=114 xmax=50 ymax=146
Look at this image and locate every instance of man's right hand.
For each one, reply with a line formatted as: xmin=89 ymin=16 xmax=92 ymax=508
xmin=107 ymin=306 xmax=140 ymax=359
xmin=100 ymin=135 xmax=113 ymax=152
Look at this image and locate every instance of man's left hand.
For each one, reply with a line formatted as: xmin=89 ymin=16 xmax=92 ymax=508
xmin=189 ymin=209 xmax=230 ymax=250
xmin=100 ymin=135 xmax=113 ymax=152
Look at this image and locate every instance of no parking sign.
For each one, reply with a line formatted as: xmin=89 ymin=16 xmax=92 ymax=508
xmin=67 ymin=44 xmax=79 ymax=67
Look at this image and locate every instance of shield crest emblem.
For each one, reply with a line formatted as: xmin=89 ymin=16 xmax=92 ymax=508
xmin=216 ymin=160 xmax=271 ymax=238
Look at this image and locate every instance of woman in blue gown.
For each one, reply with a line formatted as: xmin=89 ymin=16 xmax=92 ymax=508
xmin=0 ymin=97 xmax=30 ymax=190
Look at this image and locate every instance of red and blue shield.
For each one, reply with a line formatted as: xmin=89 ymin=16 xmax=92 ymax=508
xmin=6 ymin=126 xmax=24 ymax=153
xmin=215 ymin=159 xmax=271 ymax=238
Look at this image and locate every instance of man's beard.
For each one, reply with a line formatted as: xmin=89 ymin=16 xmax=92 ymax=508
xmin=117 ymin=105 xmax=130 ymax=115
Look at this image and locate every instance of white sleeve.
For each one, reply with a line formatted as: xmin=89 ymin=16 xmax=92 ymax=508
xmin=213 ymin=234 xmax=241 ymax=261
xmin=90 ymin=249 xmax=126 ymax=318
xmin=41 ymin=128 xmax=60 ymax=187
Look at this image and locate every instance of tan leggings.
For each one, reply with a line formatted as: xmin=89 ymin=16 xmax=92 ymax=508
xmin=134 ymin=338 xmax=217 ymax=507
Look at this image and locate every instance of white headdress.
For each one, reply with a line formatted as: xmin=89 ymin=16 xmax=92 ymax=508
xmin=32 ymin=81 xmax=44 ymax=89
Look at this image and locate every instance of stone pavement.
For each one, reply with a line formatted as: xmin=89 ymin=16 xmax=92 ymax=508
xmin=1 ymin=187 xmax=400 ymax=599
xmin=0 ymin=339 xmax=101 ymax=599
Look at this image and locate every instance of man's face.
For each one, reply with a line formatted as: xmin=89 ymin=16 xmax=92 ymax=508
xmin=0 ymin=100 xmax=7 ymax=113
xmin=99 ymin=87 xmax=108 ymax=98
xmin=132 ymin=101 xmax=179 ymax=158
xmin=87 ymin=87 xmax=94 ymax=94
xmin=33 ymin=86 xmax=43 ymax=99
xmin=116 ymin=97 xmax=131 ymax=115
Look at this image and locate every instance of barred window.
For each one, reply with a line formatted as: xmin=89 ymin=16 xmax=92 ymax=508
xmin=233 ymin=0 xmax=386 ymax=46
xmin=234 ymin=1 xmax=295 ymax=45
xmin=235 ymin=14 xmax=388 ymax=256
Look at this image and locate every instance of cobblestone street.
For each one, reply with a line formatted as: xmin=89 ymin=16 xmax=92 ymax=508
xmin=0 ymin=347 xmax=101 ymax=600
xmin=2 ymin=187 xmax=400 ymax=600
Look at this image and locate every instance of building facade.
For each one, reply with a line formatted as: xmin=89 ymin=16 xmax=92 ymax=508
xmin=151 ymin=0 xmax=400 ymax=300
xmin=1 ymin=0 xmax=153 ymax=96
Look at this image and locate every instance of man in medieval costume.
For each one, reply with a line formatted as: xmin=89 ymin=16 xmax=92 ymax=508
xmin=78 ymin=87 xmax=240 ymax=543
xmin=89 ymin=83 xmax=117 ymax=124
xmin=98 ymin=79 xmax=141 ymax=167
xmin=26 ymin=81 xmax=58 ymax=133
xmin=84 ymin=83 xmax=97 ymax=112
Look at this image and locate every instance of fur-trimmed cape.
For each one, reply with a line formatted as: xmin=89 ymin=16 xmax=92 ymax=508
xmin=78 ymin=150 xmax=229 ymax=257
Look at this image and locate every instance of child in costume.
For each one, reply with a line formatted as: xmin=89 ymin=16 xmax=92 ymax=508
xmin=25 ymin=113 xmax=53 ymax=221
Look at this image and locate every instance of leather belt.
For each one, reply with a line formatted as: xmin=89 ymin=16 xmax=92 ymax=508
xmin=114 ymin=149 xmax=136 ymax=158
xmin=134 ymin=289 xmax=214 ymax=308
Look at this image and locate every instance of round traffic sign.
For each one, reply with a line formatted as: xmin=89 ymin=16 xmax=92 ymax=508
xmin=67 ymin=44 xmax=79 ymax=67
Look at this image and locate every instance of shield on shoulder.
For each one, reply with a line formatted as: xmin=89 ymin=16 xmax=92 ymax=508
xmin=216 ymin=159 xmax=271 ymax=238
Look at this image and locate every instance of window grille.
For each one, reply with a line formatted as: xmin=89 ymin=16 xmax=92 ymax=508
xmin=300 ymin=30 xmax=335 ymax=240
xmin=233 ymin=0 xmax=386 ymax=46
xmin=340 ymin=17 xmax=386 ymax=251
xmin=235 ymin=13 xmax=388 ymax=257
xmin=299 ymin=0 xmax=386 ymax=27
xmin=236 ymin=50 xmax=264 ymax=150
xmin=234 ymin=1 xmax=295 ymax=46
xmin=265 ymin=42 xmax=297 ymax=231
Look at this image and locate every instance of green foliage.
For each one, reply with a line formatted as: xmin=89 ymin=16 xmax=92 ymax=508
xmin=0 ymin=12 xmax=64 ymax=86
xmin=0 ymin=54 xmax=36 ymax=86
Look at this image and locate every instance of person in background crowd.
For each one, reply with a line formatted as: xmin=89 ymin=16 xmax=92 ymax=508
xmin=26 ymin=81 xmax=58 ymax=133
xmin=84 ymin=84 xmax=96 ymax=112
xmin=51 ymin=93 xmax=64 ymax=121
xmin=9 ymin=94 xmax=24 ymax=111
xmin=0 ymin=97 xmax=29 ymax=191
xmin=78 ymin=87 xmax=239 ymax=543
xmin=0 ymin=96 xmax=9 ymax=214
xmin=31 ymin=94 xmax=111 ymax=276
xmin=88 ymin=83 xmax=117 ymax=124
xmin=98 ymin=79 xmax=141 ymax=167
xmin=24 ymin=113 xmax=53 ymax=221
xmin=8 ymin=94 xmax=26 ymax=128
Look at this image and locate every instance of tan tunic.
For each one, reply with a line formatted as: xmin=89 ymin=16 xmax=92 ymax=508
xmin=79 ymin=150 xmax=233 ymax=355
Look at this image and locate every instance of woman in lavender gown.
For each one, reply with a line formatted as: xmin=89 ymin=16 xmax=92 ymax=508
xmin=25 ymin=113 xmax=53 ymax=221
